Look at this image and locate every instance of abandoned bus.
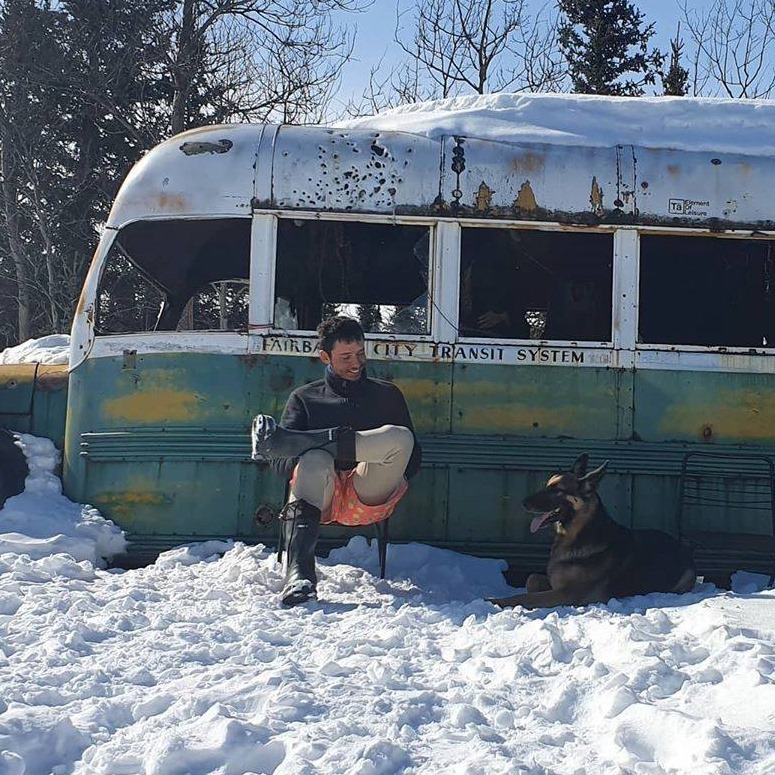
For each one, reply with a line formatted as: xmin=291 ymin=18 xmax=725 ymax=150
xmin=12 ymin=93 xmax=775 ymax=578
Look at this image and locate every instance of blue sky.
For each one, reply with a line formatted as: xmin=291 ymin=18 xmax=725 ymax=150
xmin=336 ymin=0 xmax=685 ymax=106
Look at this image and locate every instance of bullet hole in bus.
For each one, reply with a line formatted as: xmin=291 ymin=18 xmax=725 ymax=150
xmin=96 ymin=219 xmax=251 ymax=333
xmin=459 ymin=227 xmax=613 ymax=342
xmin=639 ymin=235 xmax=775 ymax=348
xmin=274 ymin=219 xmax=431 ymax=334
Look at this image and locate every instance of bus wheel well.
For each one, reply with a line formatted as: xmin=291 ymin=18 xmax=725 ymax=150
xmin=0 ymin=429 xmax=28 ymax=508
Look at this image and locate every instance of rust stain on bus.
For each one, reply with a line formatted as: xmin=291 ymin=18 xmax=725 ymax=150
xmin=36 ymin=365 xmax=69 ymax=391
xmin=159 ymin=193 xmax=187 ymax=212
xmin=475 ymin=181 xmax=494 ymax=211
xmin=102 ymin=388 xmax=202 ymax=422
xmin=0 ymin=364 xmax=37 ymax=387
xmin=514 ymin=180 xmax=537 ymax=212
xmin=512 ymin=151 xmax=545 ymax=173
xmin=590 ymin=176 xmax=603 ymax=214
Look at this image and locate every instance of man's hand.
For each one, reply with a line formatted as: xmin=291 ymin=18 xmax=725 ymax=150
xmin=477 ymin=311 xmax=509 ymax=329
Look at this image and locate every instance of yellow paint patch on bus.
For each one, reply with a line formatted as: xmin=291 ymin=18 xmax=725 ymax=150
xmin=102 ymin=389 xmax=202 ymax=423
xmin=0 ymin=363 xmax=37 ymax=387
xmin=397 ymin=379 xmax=446 ymax=401
xmin=661 ymin=392 xmax=775 ymax=441
xmin=92 ymin=490 xmax=171 ymax=521
xmin=461 ymin=403 xmax=586 ymax=432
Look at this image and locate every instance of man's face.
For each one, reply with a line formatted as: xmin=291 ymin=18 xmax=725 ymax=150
xmin=320 ymin=338 xmax=367 ymax=381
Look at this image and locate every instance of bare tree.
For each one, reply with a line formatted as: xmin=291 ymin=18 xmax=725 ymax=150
xmin=0 ymin=0 xmax=372 ymax=345
xmin=392 ymin=0 xmax=563 ymax=99
xmin=163 ymin=0 xmax=371 ymax=133
xmin=680 ymin=0 xmax=775 ymax=98
xmin=345 ymin=0 xmax=563 ymax=116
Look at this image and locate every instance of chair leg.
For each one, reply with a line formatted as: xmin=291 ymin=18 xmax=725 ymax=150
xmin=375 ymin=518 xmax=389 ymax=579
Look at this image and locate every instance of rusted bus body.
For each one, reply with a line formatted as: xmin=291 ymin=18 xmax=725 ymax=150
xmin=20 ymin=113 xmax=770 ymax=572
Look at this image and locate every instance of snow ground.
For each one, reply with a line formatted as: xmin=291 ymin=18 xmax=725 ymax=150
xmin=4 ymin=95 xmax=775 ymax=769
xmin=2 ymin=434 xmax=775 ymax=775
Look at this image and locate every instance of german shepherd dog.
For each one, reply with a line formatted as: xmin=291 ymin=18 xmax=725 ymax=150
xmin=490 ymin=454 xmax=696 ymax=610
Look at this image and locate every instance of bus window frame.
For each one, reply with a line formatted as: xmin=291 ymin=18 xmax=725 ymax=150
xmin=633 ymin=226 xmax=775 ymax=372
xmin=454 ymin=220 xmax=618 ymax=348
xmin=73 ymin=211 xmax=775 ymax=376
xmin=252 ymin=210 xmax=440 ymax=342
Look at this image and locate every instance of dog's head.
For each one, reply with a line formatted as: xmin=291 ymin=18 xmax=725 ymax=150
xmin=523 ymin=453 xmax=608 ymax=534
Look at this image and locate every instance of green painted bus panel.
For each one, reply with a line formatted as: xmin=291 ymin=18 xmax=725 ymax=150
xmin=369 ymin=360 xmax=453 ymax=435
xmin=633 ymin=369 xmax=775 ymax=444
xmin=29 ymin=366 xmax=68 ymax=448
xmin=0 ymin=364 xmax=68 ymax=447
xmin=382 ymin=467 xmax=449 ymax=542
xmin=450 ymin=362 xmax=621 ymax=438
xmin=0 ymin=365 xmax=37 ymax=435
xmin=59 ymin=350 xmax=775 ymax=569
xmin=84 ymin=459 xmax=244 ymax=538
xmin=447 ymin=468 xmax=537 ymax=544
xmin=236 ymin=462 xmax=287 ymax=542
xmin=63 ymin=351 xmax=454 ymax=550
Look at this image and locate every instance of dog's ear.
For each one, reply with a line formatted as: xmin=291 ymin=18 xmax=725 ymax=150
xmin=571 ymin=453 xmax=589 ymax=477
xmin=580 ymin=460 xmax=608 ymax=492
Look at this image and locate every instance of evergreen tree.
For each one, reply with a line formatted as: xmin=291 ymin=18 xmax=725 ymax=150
xmin=557 ymin=0 xmax=663 ymax=96
xmin=662 ymin=25 xmax=690 ymax=96
xmin=0 ymin=0 xmax=66 ymax=340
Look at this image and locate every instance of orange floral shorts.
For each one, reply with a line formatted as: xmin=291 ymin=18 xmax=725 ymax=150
xmin=291 ymin=467 xmax=408 ymax=526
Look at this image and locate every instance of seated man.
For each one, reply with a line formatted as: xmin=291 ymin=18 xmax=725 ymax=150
xmin=251 ymin=315 xmax=421 ymax=606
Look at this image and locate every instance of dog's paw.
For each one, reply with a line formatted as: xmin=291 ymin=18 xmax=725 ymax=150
xmin=486 ymin=596 xmax=509 ymax=608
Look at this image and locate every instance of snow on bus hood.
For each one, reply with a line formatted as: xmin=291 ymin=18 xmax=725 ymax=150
xmin=340 ymin=92 xmax=775 ymax=156
xmin=0 ymin=334 xmax=70 ymax=365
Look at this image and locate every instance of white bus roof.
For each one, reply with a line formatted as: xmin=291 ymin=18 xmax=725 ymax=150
xmin=107 ymin=93 xmax=775 ymax=231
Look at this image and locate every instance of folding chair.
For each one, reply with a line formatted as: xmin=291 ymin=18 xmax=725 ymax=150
xmin=676 ymin=451 xmax=775 ymax=585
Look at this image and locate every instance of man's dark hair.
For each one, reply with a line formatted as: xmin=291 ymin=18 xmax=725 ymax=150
xmin=316 ymin=316 xmax=365 ymax=354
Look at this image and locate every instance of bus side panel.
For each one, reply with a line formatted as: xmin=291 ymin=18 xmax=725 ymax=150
xmin=633 ymin=369 xmax=775 ymax=446
xmin=30 ymin=365 xmax=69 ymax=448
xmin=450 ymin=362 xmax=621 ymax=437
xmin=0 ymin=363 xmax=68 ymax=448
xmin=64 ymin=351 xmax=263 ymax=552
xmin=633 ymin=368 xmax=775 ymax=538
xmin=0 ymin=364 xmax=37 ymax=435
xmin=63 ymin=351 xmax=456 ymax=554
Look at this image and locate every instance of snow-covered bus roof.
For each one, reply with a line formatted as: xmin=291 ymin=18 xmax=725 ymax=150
xmin=106 ymin=93 xmax=775 ymax=231
xmin=342 ymin=92 xmax=775 ymax=156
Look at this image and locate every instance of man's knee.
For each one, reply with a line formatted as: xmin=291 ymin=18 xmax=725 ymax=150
xmin=295 ymin=448 xmax=335 ymax=478
xmin=376 ymin=424 xmax=414 ymax=454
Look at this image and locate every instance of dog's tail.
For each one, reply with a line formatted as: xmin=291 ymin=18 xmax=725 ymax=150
xmin=672 ymin=566 xmax=697 ymax=594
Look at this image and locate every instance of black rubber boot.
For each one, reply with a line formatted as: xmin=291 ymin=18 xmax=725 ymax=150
xmin=251 ymin=414 xmax=355 ymax=462
xmin=280 ymin=499 xmax=321 ymax=606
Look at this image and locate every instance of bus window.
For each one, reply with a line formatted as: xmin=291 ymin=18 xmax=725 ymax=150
xmin=639 ymin=235 xmax=775 ymax=348
xmin=274 ymin=219 xmax=431 ymax=334
xmin=459 ymin=227 xmax=613 ymax=341
xmin=178 ymin=280 xmax=249 ymax=331
xmin=97 ymin=218 xmax=251 ymax=333
xmin=96 ymin=252 xmax=165 ymax=334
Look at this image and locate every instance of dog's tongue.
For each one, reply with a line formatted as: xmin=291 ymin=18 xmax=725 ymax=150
xmin=530 ymin=513 xmax=552 ymax=533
